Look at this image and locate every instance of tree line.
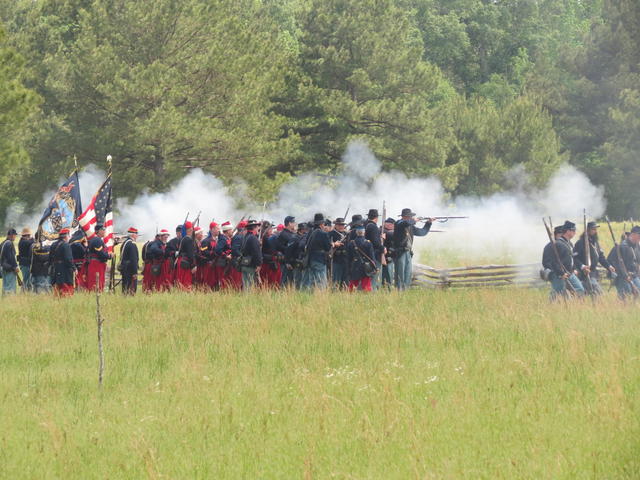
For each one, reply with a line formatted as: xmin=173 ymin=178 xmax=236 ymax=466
xmin=0 ymin=0 xmax=638 ymax=219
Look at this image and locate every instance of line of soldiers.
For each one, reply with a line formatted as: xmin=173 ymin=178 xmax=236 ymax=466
xmin=0 ymin=223 xmax=114 ymax=296
xmin=0 ymin=208 xmax=434 ymax=296
xmin=541 ymin=220 xmax=640 ymax=300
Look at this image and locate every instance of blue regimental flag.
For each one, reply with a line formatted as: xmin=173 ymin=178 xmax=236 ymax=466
xmin=37 ymin=171 xmax=83 ymax=242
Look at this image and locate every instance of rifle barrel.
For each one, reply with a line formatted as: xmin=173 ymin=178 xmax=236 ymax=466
xmin=417 ymin=216 xmax=469 ymax=222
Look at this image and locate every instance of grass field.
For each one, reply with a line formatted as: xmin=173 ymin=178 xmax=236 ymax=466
xmin=1 ymin=289 xmax=639 ymax=479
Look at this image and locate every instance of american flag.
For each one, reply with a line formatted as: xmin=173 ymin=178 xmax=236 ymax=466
xmin=78 ymin=175 xmax=114 ymax=253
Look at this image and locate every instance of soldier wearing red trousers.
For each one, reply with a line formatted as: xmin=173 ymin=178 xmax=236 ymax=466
xmin=147 ymin=229 xmax=170 ymax=291
xmin=175 ymin=222 xmax=195 ymax=290
xmin=201 ymin=222 xmax=219 ymax=290
xmin=215 ymin=222 xmax=234 ymax=289
xmin=260 ymin=222 xmax=282 ymax=287
xmin=86 ymin=224 xmax=110 ymax=292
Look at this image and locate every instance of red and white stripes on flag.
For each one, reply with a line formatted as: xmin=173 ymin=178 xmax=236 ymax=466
xmin=78 ymin=175 xmax=114 ymax=254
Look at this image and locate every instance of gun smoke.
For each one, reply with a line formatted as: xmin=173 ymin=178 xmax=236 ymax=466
xmin=6 ymin=141 xmax=605 ymax=266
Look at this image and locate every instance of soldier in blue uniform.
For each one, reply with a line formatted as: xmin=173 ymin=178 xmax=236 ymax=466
xmin=52 ymin=228 xmax=76 ymax=296
xmin=70 ymin=233 xmax=88 ymax=290
xmin=607 ymin=225 xmax=640 ymax=300
xmin=574 ymin=221 xmax=615 ymax=296
xmin=542 ymin=221 xmax=585 ymax=300
xmin=260 ymin=222 xmax=283 ymax=287
xmin=175 ymin=222 xmax=195 ymax=290
xmin=364 ymin=209 xmax=383 ymax=290
xmin=1 ymin=228 xmax=19 ymax=295
xmin=392 ymin=208 xmax=433 ymax=290
xmin=119 ymin=227 xmax=139 ymax=295
xmin=17 ymin=228 xmax=34 ymax=291
xmin=382 ymin=217 xmax=395 ymax=288
xmin=214 ymin=222 xmax=233 ymax=285
xmin=87 ymin=224 xmax=111 ymax=291
xmin=347 ymin=225 xmax=376 ymax=291
xmin=347 ymin=214 xmax=363 ymax=242
xmin=165 ymin=225 xmax=183 ymax=282
xmin=303 ymin=214 xmax=332 ymax=290
xmin=288 ymin=222 xmax=310 ymax=289
xmin=237 ymin=220 xmax=263 ymax=291
xmin=30 ymin=241 xmax=51 ymax=294
xmin=277 ymin=216 xmax=297 ymax=288
xmin=329 ymin=218 xmax=348 ymax=288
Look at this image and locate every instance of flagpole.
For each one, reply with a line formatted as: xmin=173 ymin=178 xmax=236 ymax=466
xmin=73 ymin=155 xmax=84 ymax=225
xmin=106 ymin=154 xmax=116 ymax=292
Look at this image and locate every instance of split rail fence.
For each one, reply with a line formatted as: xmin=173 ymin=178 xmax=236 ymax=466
xmin=412 ymin=263 xmax=547 ymax=289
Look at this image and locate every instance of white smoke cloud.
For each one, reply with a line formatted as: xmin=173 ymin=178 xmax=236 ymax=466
xmin=116 ymin=172 xmax=238 ymax=236
xmin=5 ymin=140 xmax=606 ymax=266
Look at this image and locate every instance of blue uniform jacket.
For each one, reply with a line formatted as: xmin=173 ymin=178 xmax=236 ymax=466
xmin=239 ymin=232 xmax=263 ymax=268
xmin=148 ymin=239 xmax=165 ymax=260
xmin=306 ymin=228 xmax=331 ymax=265
xmin=230 ymin=233 xmax=244 ymax=258
xmin=53 ymin=241 xmax=75 ymax=285
xmin=120 ymin=238 xmax=139 ymax=276
xmin=215 ymin=234 xmax=232 ymax=255
xmin=365 ymin=221 xmax=383 ymax=261
xmin=0 ymin=239 xmax=17 ymax=271
xmin=89 ymin=236 xmax=110 ymax=262
xmin=392 ymin=219 xmax=431 ymax=252
xmin=347 ymin=236 xmax=375 ymax=281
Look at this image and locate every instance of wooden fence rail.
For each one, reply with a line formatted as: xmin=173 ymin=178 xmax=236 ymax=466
xmin=412 ymin=263 xmax=548 ymax=289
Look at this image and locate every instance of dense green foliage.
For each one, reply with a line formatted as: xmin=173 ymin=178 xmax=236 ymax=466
xmin=1 ymin=289 xmax=639 ymax=477
xmin=0 ymin=0 xmax=638 ymax=217
xmin=0 ymin=26 xmax=40 ymax=216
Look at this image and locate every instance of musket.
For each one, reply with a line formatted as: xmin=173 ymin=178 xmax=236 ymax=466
xmin=16 ymin=270 xmax=23 ymax=288
xmin=416 ymin=216 xmax=469 ymax=223
xmin=191 ymin=211 xmax=202 ymax=240
xmin=180 ymin=212 xmax=190 ymax=238
xmin=542 ymin=217 xmax=576 ymax=294
xmin=582 ymin=209 xmax=595 ymax=297
xmin=231 ymin=214 xmax=247 ymax=237
xmin=258 ymin=220 xmax=268 ymax=244
xmin=343 ymin=204 xmax=350 ymax=222
xmin=605 ymin=216 xmax=639 ymax=296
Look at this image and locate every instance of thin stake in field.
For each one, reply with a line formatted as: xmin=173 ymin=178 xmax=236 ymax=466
xmin=96 ymin=272 xmax=106 ymax=387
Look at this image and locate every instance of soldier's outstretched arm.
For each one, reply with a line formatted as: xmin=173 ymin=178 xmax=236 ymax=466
xmin=412 ymin=220 xmax=432 ymax=237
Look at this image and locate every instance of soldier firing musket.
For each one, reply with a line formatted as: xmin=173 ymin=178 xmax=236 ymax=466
xmin=392 ymin=208 xmax=435 ymax=290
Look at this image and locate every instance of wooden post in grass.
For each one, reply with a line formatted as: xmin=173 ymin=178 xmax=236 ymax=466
xmin=96 ymin=272 xmax=105 ymax=387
